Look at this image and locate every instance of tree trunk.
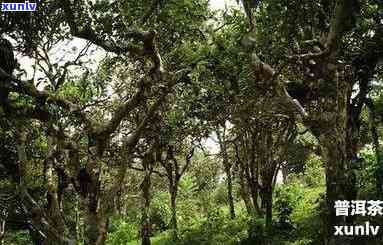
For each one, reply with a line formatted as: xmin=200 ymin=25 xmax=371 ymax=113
xmin=225 ymin=164 xmax=236 ymax=219
xmin=45 ymin=137 xmax=66 ymax=245
xmin=0 ymin=218 xmax=5 ymax=245
xmin=307 ymin=66 xmax=356 ymax=245
xmin=249 ymin=134 xmax=262 ymax=216
xmin=249 ymin=177 xmax=261 ymax=215
xmin=83 ymin=204 xmax=108 ymax=245
xmin=28 ymin=226 xmax=45 ymax=245
xmin=234 ymin=140 xmax=259 ymax=216
xmin=238 ymin=166 xmax=253 ymax=215
xmin=81 ymin=171 xmax=108 ymax=245
xmin=141 ymin=153 xmax=152 ymax=245
xmin=264 ymin=188 xmax=273 ymax=232
xmin=218 ymin=126 xmax=236 ymax=219
xmin=321 ymin=137 xmax=355 ymax=245
xmin=169 ymin=184 xmax=178 ymax=241
xmin=141 ymin=176 xmax=151 ymax=245
xmin=365 ymin=99 xmax=383 ymax=196
xmin=244 ymin=156 xmax=261 ymax=215
xmin=17 ymin=131 xmax=71 ymax=245
xmin=71 ymin=198 xmax=80 ymax=245
xmin=82 ymin=142 xmax=108 ymax=245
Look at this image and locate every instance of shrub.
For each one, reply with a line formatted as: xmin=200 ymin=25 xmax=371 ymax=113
xmin=106 ymin=220 xmax=138 ymax=245
xmin=3 ymin=231 xmax=31 ymax=245
xmin=180 ymin=208 xmax=248 ymax=245
xmin=150 ymin=192 xmax=171 ymax=234
xmin=273 ymin=155 xmax=326 ymax=245
xmin=358 ymin=145 xmax=378 ymax=199
xmin=302 ymin=154 xmax=325 ymax=187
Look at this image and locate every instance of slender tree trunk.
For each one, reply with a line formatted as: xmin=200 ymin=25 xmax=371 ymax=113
xmin=0 ymin=218 xmax=5 ymax=245
xmin=281 ymin=163 xmax=289 ymax=184
xmin=239 ymin=169 xmax=253 ymax=215
xmin=225 ymin=164 xmax=235 ymax=219
xmin=249 ymin=178 xmax=261 ymax=215
xmin=244 ymin=155 xmax=261 ymax=215
xmin=260 ymin=163 xmax=275 ymax=232
xmin=169 ymin=184 xmax=178 ymax=241
xmin=218 ymin=126 xmax=236 ymax=219
xmin=141 ymin=155 xmax=152 ymax=245
xmin=141 ymin=178 xmax=151 ymax=245
xmin=234 ymin=140 xmax=257 ymax=216
xmin=264 ymin=187 xmax=273 ymax=232
xmin=73 ymin=197 xmax=80 ymax=244
xmin=28 ymin=227 xmax=45 ymax=245
xmin=249 ymin=134 xmax=262 ymax=216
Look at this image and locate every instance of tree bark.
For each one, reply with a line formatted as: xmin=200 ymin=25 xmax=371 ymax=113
xmin=81 ymin=139 xmax=108 ymax=245
xmin=222 ymin=143 xmax=235 ymax=219
xmin=141 ymin=150 xmax=153 ymax=245
xmin=238 ymin=167 xmax=253 ymax=216
xmin=306 ymin=64 xmax=356 ymax=245
xmin=141 ymin=179 xmax=151 ymax=245
xmin=234 ymin=135 xmax=261 ymax=216
xmin=223 ymin=153 xmax=235 ymax=219
xmin=217 ymin=126 xmax=236 ymax=219
xmin=83 ymin=204 xmax=108 ymax=245
xmin=45 ymin=136 xmax=66 ymax=245
xmin=0 ymin=218 xmax=5 ymax=245
xmin=169 ymin=184 xmax=178 ymax=241
xmin=161 ymin=145 xmax=194 ymax=241
xmin=81 ymin=174 xmax=108 ymax=245
xmin=248 ymin=162 xmax=261 ymax=215
xmin=320 ymin=135 xmax=355 ymax=245
xmin=225 ymin=166 xmax=236 ymax=219
xmin=263 ymin=187 xmax=273 ymax=232
xmin=16 ymin=131 xmax=72 ymax=245
xmin=365 ymin=99 xmax=383 ymax=195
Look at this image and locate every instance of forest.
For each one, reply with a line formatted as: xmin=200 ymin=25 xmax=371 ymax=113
xmin=0 ymin=0 xmax=382 ymax=244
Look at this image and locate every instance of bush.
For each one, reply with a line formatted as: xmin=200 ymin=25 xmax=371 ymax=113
xmin=275 ymin=181 xmax=304 ymax=218
xmin=106 ymin=220 xmax=138 ymax=245
xmin=180 ymin=208 xmax=248 ymax=245
xmin=273 ymin=155 xmax=326 ymax=245
xmin=302 ymin=154 xmax=325 ymax=187
xmin=358 ymin=145 xmax=378 ymax=199
xmin=213 ymin=183 xmax=230 ymax=206
xmin=240 ymin=218 xmax=266 ymax=245
xmin=3 ymin=231 xmax=32 ymax=245
xmin=150 ymin=192 xmax=171 ymax=234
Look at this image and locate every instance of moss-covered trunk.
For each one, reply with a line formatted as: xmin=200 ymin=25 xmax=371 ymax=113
xmin=83 ymin=204 xmax=108 ymax=245
xmin=81 ymin=165 xmax=108 ymax=245
xmin=306 ymin=63 xmax=356 ymax=245
xmin=321 ymin=135 xmax=355 ymax=245
xmin=141 ymin=151 xmax=153 ymax=245
xmin=81 ymin=135 xmax=109 ymax=245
